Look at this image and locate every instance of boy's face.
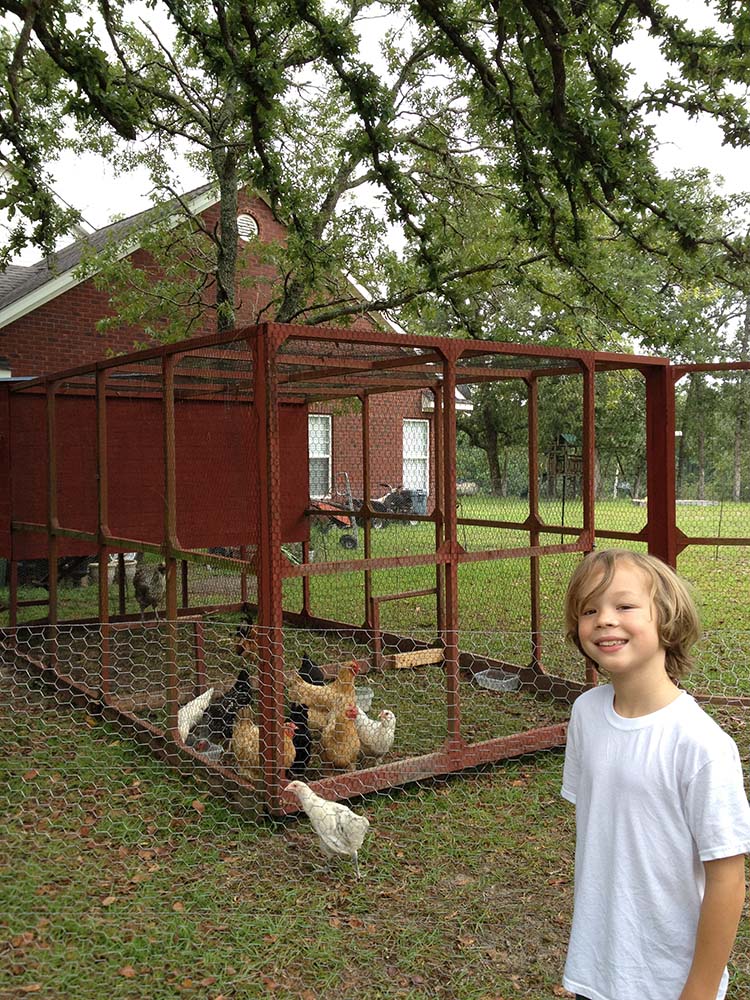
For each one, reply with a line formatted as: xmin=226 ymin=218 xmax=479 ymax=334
xmin=577 ymin=561 xmax=664 ymax=678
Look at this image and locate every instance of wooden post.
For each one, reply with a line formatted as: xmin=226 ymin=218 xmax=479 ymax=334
xmin=162 ymin=355 xmax=179 ymax=744
xmin=254 ymin=326 xmax=286 ymax=813
xmin=645 ymin=364 xmax=678 ymax=566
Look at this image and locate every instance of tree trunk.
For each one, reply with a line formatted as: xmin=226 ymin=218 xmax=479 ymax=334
xmin=697 ymin=426 xmax=705 ymax=501
xmin=676 ymin=375 xmax=697 ymax=498
xmin=211 ymin=88 xmax=239 ymax=333
xmin=485 ymin=440 xmax=503 ymax=495
xmin=633 ymin=464 xmax=644 ymax=501
xmin=500 ymin=448 xmax=509 ymax=497
xmin=214 ymin=151 xmax=239 ymax=332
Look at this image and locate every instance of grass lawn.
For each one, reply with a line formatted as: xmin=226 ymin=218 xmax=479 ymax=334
xmin=2 ymin=497 xmax=750 ymax=998
xmin=2 ymin=691 xmax=749 ymax=1000
xmin=5 ymin=499 xmax=749 ymax=637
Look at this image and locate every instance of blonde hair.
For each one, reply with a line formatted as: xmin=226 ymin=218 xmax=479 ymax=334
xmin=564 ymin=549 xmax=701 ymax=681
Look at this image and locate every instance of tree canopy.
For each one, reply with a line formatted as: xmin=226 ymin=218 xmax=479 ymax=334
xmin=2 ymin=0 xmax=750 ymax=343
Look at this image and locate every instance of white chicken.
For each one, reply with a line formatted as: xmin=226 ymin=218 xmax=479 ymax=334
xmin=285 ymin=780 xmax=370 ymax=878
xmin=354 ymin=707 xmax=396 ymax=758
xmin=177 ymin=688 xmax=214 ymax=741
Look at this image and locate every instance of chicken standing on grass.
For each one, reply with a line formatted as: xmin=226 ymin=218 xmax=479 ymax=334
xmin=231 ymin=708 xmax=297 ymax=780
xmin=193 ymin=669 xmax=254 ymax=743
xmin=285 ymin=780 xmax=370 ymax=878
xmin=299 ymin=651 xmax=328 ymax=685
xmin=288 ymin=702 xmax=311 ymax=777
xmin=320 ymin=704 xmax=360 ymax=769
xmin=287 ymin=661 xmax=360 ymax=731
xmin=132 ymin=558 xmax=167 ymax=621
xmin=354 ymin=707 xmax=396 ymax=758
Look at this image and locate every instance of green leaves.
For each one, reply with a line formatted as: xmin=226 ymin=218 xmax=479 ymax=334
xmin=3 ymin=0 xmax=750 ymax=354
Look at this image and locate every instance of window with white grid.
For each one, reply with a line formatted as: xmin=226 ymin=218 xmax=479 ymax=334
xmin=308 ymin=414 xmax=332 ymax=498
xmin=403 ymin=418 xmax=429 ymax=492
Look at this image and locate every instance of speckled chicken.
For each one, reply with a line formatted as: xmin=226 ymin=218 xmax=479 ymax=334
xmin=285 ymin=780 xmax=370 ymax=877
xmin=354 ymin=707 xmax=396 ymax=757
xmin=321 ymin=703 xmax=360 ymax=769
xmin=231 ymin=707 xmax=297 ymax=780
xmin=132 ymin=557 xmax=166 ymax=620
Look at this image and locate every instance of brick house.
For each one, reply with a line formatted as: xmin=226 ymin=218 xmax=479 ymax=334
xmin=0 ymin=183 xmax=470 ymax=511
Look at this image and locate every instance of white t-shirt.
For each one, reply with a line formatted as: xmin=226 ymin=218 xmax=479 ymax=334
xmin=562 ymin=684 xmax=750 ymax=1000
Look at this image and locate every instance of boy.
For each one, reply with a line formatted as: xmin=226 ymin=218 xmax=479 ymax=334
xmin=562 ymin=549 xmax=750 ymax=1000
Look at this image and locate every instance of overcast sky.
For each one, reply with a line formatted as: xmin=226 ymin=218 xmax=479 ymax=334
xmin=7 ymin=1 xmax=749 ymax=261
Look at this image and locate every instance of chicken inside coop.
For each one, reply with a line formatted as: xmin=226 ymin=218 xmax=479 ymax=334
xmin=132 ymin=554 xmax=166 ymax=621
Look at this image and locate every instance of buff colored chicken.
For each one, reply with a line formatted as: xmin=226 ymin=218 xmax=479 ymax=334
xmin=321 ymin=704 xmax=360 ymax=769
xmin=287 ymin=660 xmax=360 ymax=725
xmin=231 ymin=707 xmax=297 ymax=780
xmin=354 ymin=707 xmax=396 ymax=758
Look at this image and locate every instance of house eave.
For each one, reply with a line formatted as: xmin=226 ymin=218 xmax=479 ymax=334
xmin=0 ymin=185 xmax=226 ymax=332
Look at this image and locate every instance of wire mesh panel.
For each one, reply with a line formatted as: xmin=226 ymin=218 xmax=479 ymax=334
xmin=3 ymin=621 xmax=748 ymax=1000
xmin=3 ymin=328 xmax=750 ymax=998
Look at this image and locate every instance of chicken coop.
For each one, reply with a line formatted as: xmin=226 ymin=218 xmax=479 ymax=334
xmin=2 ymin=323 xmax=748 ymax=815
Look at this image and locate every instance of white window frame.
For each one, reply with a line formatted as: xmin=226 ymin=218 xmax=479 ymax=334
xmin=402 ymin=418 xmax=429 ymax=493
xmin=308 ymin=414 xmax=332 ymax=499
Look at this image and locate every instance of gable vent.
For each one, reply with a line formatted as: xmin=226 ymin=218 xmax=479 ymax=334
xmin=237 ymin=213 xmax=259 ymax=240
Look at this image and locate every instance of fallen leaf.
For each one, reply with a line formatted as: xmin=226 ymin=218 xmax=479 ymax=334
xmin=172 ymin=902 xmax=185 ymax=913
xmin=192 ymin=799 xmax=205 ymax=814
xmin=101 ymin=896 xmax=117 ymax=907
xmin=119 ymin=966 xmax=136 ymax=979
xmin=11 ymin=932 xmax=35 ymax=948
xmin=22 ymin=770 xmax=39 ymax=781
xmin=17 ymin=986 xmax=42 ymax=994
xmin=200 ymin=976 xmax=217 ymax=987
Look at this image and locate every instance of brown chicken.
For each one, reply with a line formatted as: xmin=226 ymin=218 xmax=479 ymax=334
xmin=320 ymin=703 xmax=360 ymax=769
xmin=132 ymin=557 xmax=166 ymax=620
xmin=287 ymin=660 xmax=360 ymax=720
xmin=231 ymin=707 xmax=297 ymax=779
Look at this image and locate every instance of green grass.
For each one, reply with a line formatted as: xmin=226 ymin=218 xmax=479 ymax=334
xmin=2 ymin=498 xmax=750 ymax=997
xmin=4 ymin=499 xmax=750 ymax=633
xmin=2 ymin=696 xmax=749 ymax=1000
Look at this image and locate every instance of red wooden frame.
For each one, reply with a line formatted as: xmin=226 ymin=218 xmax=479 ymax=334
xmin=2 ymin=324 xmax=748 ymax=814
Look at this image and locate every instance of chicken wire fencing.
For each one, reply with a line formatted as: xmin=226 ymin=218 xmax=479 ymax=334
xmin=3 ymin=620 xmax=749 ymax=825
xmin=3 ymin=621 xmax=750 ymax=999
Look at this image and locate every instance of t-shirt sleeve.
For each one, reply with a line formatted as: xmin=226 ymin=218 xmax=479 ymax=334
xmin=561 ymin=700 xmax=581 ymax=804
xmin=684 ymin=736 xmax=750 ymax=861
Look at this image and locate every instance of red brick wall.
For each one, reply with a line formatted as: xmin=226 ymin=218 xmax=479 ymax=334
xmin=0 ymin=189 xmax=429 ymax=508
xmin=0 ymin=192 xmax=378 ymax=377
xmin=312 ymin=390 xmax=435 ymax=505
